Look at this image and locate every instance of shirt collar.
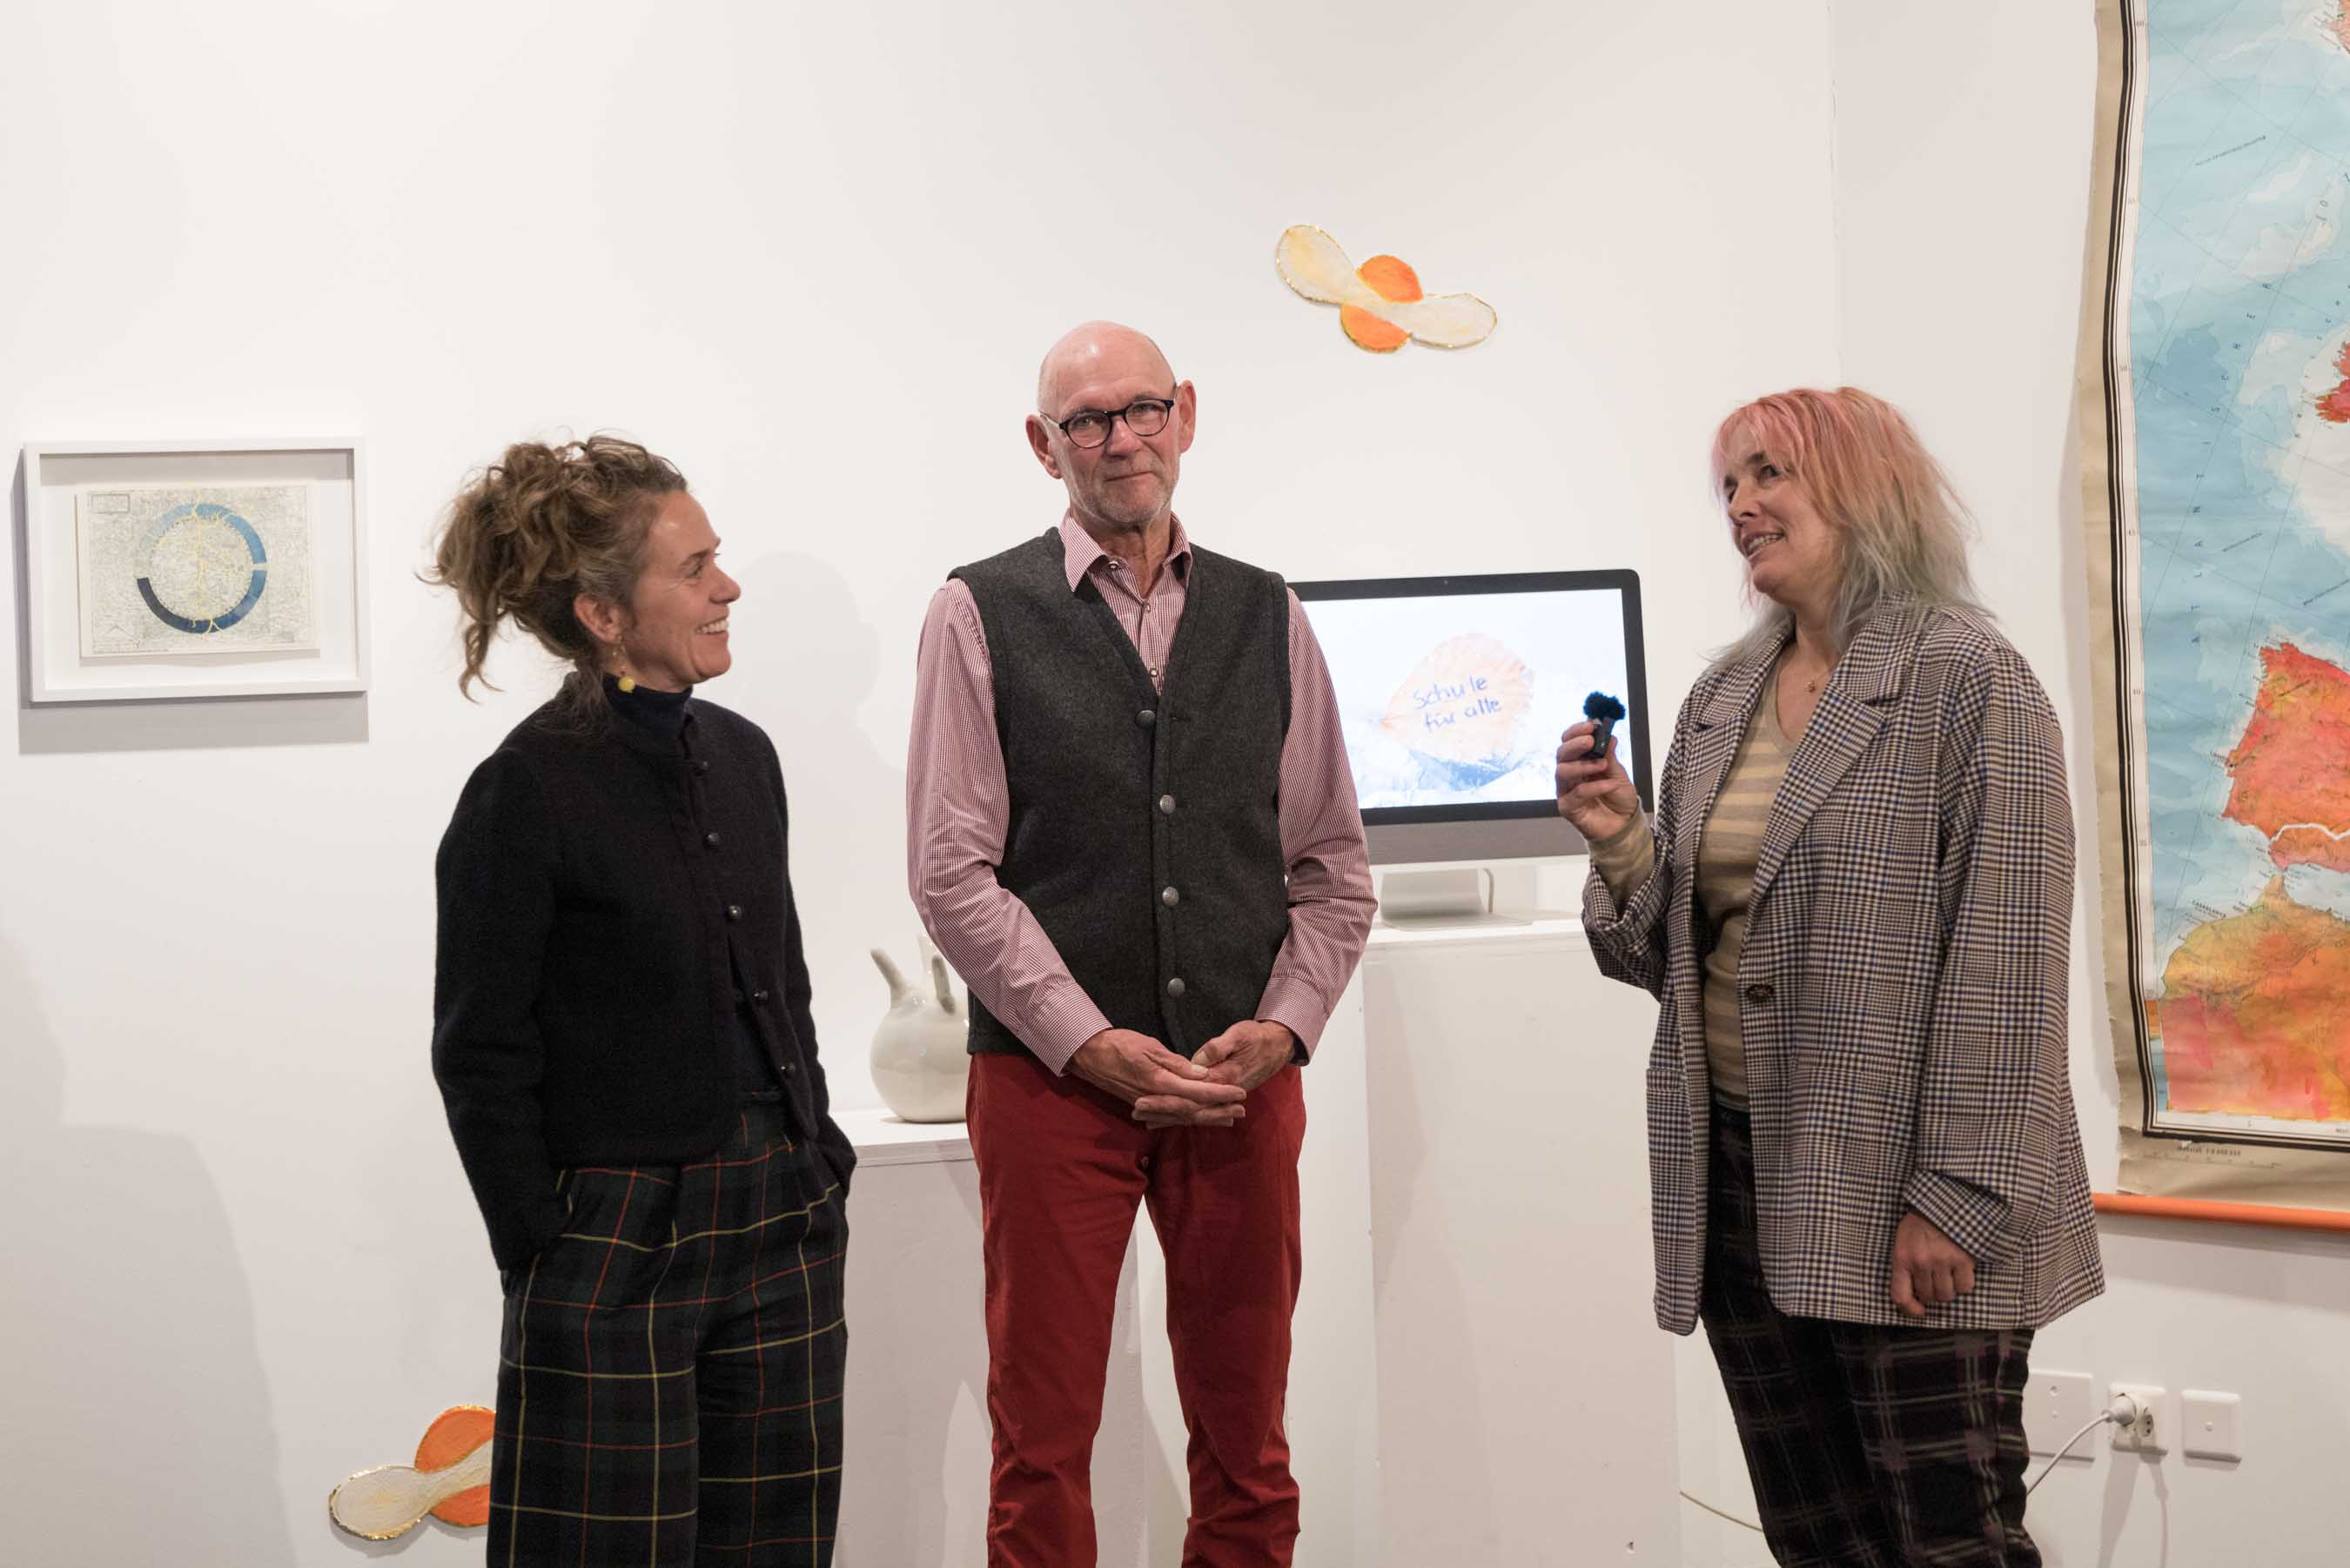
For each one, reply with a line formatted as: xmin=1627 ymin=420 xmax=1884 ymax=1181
xmin=1057 ymin=511 xmax=1192 ymax=593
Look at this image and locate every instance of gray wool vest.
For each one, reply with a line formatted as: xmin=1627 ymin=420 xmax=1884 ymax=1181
xmin=950 ymin=528 xmax=1292 ymax=1060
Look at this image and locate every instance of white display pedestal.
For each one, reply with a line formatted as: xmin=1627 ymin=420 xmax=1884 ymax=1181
xmin=1350 ymin=915 xmax=1682 ymax=1566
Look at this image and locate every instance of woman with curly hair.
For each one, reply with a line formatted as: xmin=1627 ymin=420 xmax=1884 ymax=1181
xmin=426 ymin=435 xmax=854 ymax=1566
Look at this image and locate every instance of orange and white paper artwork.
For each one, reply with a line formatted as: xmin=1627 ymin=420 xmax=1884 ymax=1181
xmin=1274 ymin=225 xmax=1496 ymax=353
xmin=328 ymin=1404 xmax=494 ymax=1542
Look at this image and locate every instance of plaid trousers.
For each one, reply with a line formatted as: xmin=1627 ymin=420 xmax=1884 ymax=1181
xmin=489 ymin=1101 xmax=849 ymax=1567
xmin=1702 ymin=1104 xmax=2037 ymax=1568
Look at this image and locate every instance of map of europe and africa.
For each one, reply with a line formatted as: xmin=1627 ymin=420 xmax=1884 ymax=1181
xmin=2125 ymin=2 xmax=2350 ymax=1143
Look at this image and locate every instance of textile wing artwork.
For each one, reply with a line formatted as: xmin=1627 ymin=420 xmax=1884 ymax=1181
xmin=2079 ymin=0 xmax=2350 ymax=1215
xmin=76 ymin=482 xmax=317 ymax=657
xmin=1274 ymin=225 xmax=1496 ymax=353
xmin=328 ymin=1405 xmax=494 ymax=1541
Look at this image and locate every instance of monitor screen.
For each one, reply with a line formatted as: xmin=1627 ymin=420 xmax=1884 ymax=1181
xmin=1292 ymin=570 xmax=1650 ymax=862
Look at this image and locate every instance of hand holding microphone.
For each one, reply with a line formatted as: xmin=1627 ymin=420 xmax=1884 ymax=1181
xmin=1556 ymin=690 xmax=1639 ymax=843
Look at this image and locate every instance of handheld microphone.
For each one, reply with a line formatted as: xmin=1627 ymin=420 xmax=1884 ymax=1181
xmin=1583 ymin=691 xmax=1626 ymax=761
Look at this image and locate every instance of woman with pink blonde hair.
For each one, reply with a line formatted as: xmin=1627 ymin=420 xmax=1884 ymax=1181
xmin=1557 ymin=388 xmax=2102 ymax=1565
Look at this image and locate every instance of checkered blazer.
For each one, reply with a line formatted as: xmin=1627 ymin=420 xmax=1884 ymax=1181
xmin=1585 ymin=603 xmax=2104 ymax=1334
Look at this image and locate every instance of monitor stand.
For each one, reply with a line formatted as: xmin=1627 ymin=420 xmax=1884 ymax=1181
xmin=1376 ymin=867 xmax=1534 ymax=930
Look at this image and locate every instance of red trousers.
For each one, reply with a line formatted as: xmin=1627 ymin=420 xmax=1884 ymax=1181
xmin=966 ymin=1052 xmax=1307 ymax=1568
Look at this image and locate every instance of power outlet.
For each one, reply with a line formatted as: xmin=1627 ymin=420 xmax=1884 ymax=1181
xmin=2022 ymin=1370 xmax=2096 ymax=1457
xmin=2110 ymin=1383 xmax=2172 ymax=1454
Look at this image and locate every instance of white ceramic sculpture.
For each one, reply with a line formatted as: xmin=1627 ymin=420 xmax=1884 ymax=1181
xmin=869 ymin=937 xmax=971 ymax=1123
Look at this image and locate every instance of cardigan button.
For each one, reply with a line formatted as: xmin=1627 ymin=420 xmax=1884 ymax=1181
xmin=1138 ymin=708 xmax=1157 ymax=727
xmin=1158 ymin=794 xmax=1176 ymax=816
xmin=694 ymin=759 xmax=711 ymax=776
xmin=1166 ymin=976 xmax=1185 ymax=999
xmin=1161 ymin=886 xmax=1179 ymax=907
xmin=704 ymin=831 xmax=722 ymax=849
xmin=1745 ymin=982 xmax=1775 ymax=1005
xmin=726 ymin=903 xmax=743 ymax=922
xmin=751 ymin=989 xmax=771 ymax=1006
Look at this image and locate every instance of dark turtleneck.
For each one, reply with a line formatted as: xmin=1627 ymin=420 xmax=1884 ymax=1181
xmin=602 ymin=674 xmax=782 ymax=1098
xmin=602 ymin=672 xmax=693 ymax=740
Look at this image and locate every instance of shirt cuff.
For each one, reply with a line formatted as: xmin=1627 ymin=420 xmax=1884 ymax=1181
xmin=1024 ymin=988 xmax=1116 ymax=1077
xmin=1902 ymin=1170 xmax=2011 ymax=1265
xmin=1586 ymin=812 xmax=1656 ymax=907
xmin=1255 ymin=982 xmax=1327 ymax=1064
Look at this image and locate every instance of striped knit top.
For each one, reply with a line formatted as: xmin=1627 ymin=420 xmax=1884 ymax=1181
xmin=1588 ymin=679 xmax=1796 ymax=1107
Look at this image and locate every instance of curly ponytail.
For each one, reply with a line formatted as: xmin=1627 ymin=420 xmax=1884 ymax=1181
xmin=426 ymin=435 xmax=688 ymax=720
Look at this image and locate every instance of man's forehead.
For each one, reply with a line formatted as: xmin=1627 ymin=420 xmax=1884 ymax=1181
xmin=1037 ymin=325 xmax=1172 ymax=412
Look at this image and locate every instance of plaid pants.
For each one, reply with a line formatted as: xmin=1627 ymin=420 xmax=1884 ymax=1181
xmin=1702 ymin=1103 xmax=2037 ymax=1568
xmin=488 ymin=1102 xmax=849 ymax=1566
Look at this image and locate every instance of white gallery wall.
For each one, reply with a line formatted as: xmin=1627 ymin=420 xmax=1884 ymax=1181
xmin=0 ymin=3 xmax=1838 ymax=1564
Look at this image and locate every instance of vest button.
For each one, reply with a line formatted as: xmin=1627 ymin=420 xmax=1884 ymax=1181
xmin=1166 ymin=977 xmax=1185 ymax=999
xmin=1161 ymin=886 xmax=1179 ymax=907
xmin=1158 ymin=794 xmax=1176 ymax=816
xmin=1138 ymin=708 xmax=1157 ymax=727
xmin=1745 ymin=982 xmax=1775 ymax=1004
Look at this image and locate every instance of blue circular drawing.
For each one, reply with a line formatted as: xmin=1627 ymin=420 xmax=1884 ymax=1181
xmin=137 ymin=502 xmax=269 ymax=634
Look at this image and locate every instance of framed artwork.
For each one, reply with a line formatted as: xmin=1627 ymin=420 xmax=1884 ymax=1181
xmin=20 ymin=438 xmax=369 ymax=702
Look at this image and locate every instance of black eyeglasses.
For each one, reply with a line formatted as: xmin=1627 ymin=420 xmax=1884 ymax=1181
xmin=1040 ymin=393 xmax=1178 ymax=450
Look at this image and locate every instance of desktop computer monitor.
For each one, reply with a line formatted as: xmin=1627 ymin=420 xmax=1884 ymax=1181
xmin=1292 ymin=569 xmax=1651 ymax=865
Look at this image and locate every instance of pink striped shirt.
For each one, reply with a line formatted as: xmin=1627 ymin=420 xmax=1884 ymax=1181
xmin=906 ymin=514 xmax=1375 ymax=1075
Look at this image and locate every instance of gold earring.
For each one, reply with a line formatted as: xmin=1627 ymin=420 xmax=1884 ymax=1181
xmin=611 ymin=640 xmax=635 ymax=694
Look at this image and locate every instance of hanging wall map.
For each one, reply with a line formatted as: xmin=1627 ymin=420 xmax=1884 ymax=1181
xmin=76 ymin=482 xmax=318 ymax=658
xmin=2080 ymin=0 xmax=2350 ymax=1213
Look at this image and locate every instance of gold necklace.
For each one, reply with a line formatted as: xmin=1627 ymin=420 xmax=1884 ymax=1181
xmin=1779 ymin=653 xmax=1824 ymax=697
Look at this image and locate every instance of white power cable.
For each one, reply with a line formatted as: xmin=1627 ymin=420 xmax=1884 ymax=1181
xmin=1682 ymin=1390 xmax=2141 ymax=1534
xmin=2026 ymin=1392 xmax=2140 ymax=1497
xmin=1679 ymin=1489 xmax=1763 ymax=1533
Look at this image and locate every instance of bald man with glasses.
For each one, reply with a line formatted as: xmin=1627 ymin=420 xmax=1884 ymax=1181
xmin=906 ymin=321 xmax=1374 ymax=1567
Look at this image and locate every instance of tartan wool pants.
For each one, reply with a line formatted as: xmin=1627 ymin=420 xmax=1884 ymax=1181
xmin=1701 ymin=1102 xmax=2038 ymax=1568
xmin=967 ymin=1052 xmax=1308 ymax=1568
xmin=487 ymin=1102 xmax=849 ymax=1566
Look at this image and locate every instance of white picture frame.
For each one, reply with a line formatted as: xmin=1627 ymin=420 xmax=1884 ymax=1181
xmin=21 ymin=438 xmax=370 ymax=703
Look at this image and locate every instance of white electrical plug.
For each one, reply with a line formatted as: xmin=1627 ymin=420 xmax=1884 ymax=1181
xmin=2109 ymin=1384 xmax=2171 ymax=1454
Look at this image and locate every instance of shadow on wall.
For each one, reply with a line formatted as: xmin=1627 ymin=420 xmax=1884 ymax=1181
xmin=728 ymin=549 xmax=910 ymax=1089
xmin=0 ymin=929 xmax=298 ymax=1565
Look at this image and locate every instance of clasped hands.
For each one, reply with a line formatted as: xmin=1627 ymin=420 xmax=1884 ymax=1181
xmin=1070 ymin=1021 xmax=1295 ymax=1129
